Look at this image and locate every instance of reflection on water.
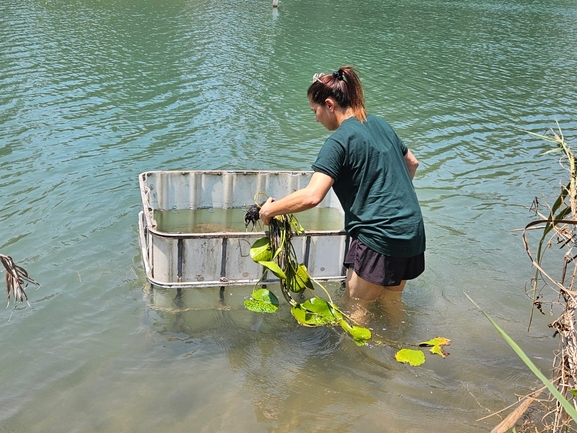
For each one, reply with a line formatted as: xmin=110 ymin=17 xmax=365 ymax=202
xmin=142 ymin=282 xmax=494 ymax=432
xmin=1 ymin=0 xmax=576 ymax=431
xmin=145 ymin=282 xmax=409 ymax=431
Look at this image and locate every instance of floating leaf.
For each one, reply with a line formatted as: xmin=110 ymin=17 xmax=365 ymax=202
xmin=258 ymin=260 xmax=287 ymax=280
xmin=244 ymin=299 xmax=277 ymax=313
xmin=252 ymin=288 xmax=279 ymax=304
xmin=249 ymin=237 xmax=273 ymax=262
xmin=339 ymin=320 xmax=371 ymax=346
xmin=419 ymin=337 xmax=451 ymax=358
xmin=291 ymin=298 xmax=341 ymax=327
xmin=395 ymin=348 xmax=426 ymax=366
xmin=244 ymin=289 xmax=279 ymax=313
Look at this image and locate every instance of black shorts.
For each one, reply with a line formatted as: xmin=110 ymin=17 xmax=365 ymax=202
xmin=343 ymin=237 xmax=425 ymax=286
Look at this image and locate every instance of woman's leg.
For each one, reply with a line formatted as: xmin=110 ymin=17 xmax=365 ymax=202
xmin=344 ymin=269 xmax=407 ymax=325
xmin=345 ymin=268 xmax=406 ymax=302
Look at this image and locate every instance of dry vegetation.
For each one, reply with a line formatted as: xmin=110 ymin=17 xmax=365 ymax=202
xmin=503 ymin=126 xmax=577 ymax=432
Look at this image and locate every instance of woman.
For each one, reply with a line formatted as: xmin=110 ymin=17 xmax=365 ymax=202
xmin=259 ymin=66 xmax=425 ymax=306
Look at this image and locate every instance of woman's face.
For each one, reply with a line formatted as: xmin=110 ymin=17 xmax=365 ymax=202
xmin=309 ymin=98 xmax=339 ymax=131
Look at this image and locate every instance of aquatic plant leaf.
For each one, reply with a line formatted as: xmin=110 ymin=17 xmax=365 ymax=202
xmin=419 ymin=337 xmax=451 ymax=358
xmin=252 ymin=288 xmax=279 ymax=305
xmin=286 ymin=264 xmax=314 ymax=293
xmin=291 ymin=305 xmax=329 ymax=326
xmin=250 ymin=237 xmax=273 ymax=262
xmin=285 ymin=269 xmax=303 ymax=293
xmin=258 ymin=260 xmax=287 ymax=280
xmin=291 ymin=298 xmax=341 ymax=327
xmin=395 ymin=348 xmax=426 ymax=366
xmin=303 ymin=297 xmax=342 ymax=319
xmin=244 ymin=289 xmax=279 ymax=313
xmin=244 ymin=299 xmax=278 ymax=313
xmin=295 ymin=264 xmax=314 ymax=289
xmin=339 ymin=320 xmax=371 ymax=346
xmin=288 ymin=214 xmax=305 ymax=235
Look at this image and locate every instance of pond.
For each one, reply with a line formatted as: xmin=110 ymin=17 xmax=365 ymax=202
xmin=1 ymin=0 xmax=577 ymax=431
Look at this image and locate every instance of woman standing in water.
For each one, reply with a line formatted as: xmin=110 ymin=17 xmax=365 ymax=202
xmin=259 ymin=66 xmax=425 ymax=308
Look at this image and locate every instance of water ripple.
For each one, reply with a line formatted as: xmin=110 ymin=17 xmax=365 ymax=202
xmin=1 ymin=0 xmax=577 ymax=431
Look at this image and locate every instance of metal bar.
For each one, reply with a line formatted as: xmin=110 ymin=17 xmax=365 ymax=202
xmin=341 ymin=235 xmax=351 ymax=277
xmin=220 ymin=237 xmax=228 ymax=280
xmin=177 ymin=238 xmax=183 ymax=283
xmin=304 ymin=235 xmax=311 ymax=267
xmin=145 ymin=227 xmax=346 ymax=240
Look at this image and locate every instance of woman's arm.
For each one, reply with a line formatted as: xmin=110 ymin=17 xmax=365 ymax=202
xmin=404 ymin=150 xmax=419 ymax=180
xmin=259 ymin=172 xmax=335 ymax=225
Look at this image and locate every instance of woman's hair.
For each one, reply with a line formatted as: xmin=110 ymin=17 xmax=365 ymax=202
xmin=307 ymin=66 xmax=367 ymax=122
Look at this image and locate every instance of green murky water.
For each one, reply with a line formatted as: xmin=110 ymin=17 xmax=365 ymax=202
xmin=2 ymin=0 xmax=577 ymax=431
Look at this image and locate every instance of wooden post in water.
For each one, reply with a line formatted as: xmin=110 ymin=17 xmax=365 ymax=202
xmin=273 ymin=0 xmax=278 ymax=7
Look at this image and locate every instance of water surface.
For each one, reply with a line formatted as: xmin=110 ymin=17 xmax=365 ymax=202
xmin=1 ymin=0 xmax=577 ymax=431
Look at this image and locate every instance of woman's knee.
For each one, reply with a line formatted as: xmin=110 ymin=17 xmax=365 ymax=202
xmin=346 ymin=269 xmax=389 ymax=302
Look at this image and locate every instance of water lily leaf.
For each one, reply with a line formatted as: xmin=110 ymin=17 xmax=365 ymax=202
xmin=303 ymin=297 xmax=342 ymax=320
xmin=291 ymin=298 xmax=341 ymax=327
xmin=291 ymin=305 xmax=329 ymax=326
xmin=286 ymin=264 xmax=314 ymax=293
xmin=244 ymin=299 xmax=278 ymax=313
xmin=258 ymin=260 xmax=287 ymax=280
xmin=249 ymin=237 xmax=273 ymax=262
xmin=252 ymin=288 xmax=279 ymax=304
xmin=395 ymin=348 xmax=426 ymax=366
xmin=339 ymin=320 xmax=371 ymax=346
xmin=295 ymin=264 xmax=314 ymax=289
xmin=244 ymin=288 xmax=279 ymax=313
xmin=419 ymin=337 xmax=451 ymax=358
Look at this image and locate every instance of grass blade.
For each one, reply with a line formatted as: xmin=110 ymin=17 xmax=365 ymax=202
xmin=466 ymin=294 xmax=577 ymax=422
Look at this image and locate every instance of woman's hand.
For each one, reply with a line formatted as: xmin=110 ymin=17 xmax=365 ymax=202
xmin=259 ymin=197 xmax=275 ymax=225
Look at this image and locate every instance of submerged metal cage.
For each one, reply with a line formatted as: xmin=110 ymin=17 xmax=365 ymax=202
xmin=138 ymin=170 xmax=348 ymax=288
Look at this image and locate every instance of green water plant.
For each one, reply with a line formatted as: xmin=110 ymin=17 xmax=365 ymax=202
xmin=243 ymin=196 xmax=450 ymax=358
xmin=392 ymin=337 xmax=451 ymax=367
xmin=244 ymin=201 xmax=371 ymax=345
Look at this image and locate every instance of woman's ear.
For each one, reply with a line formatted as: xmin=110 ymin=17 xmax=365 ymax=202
xmin=325 ymin=98 xmax=335 ymax=112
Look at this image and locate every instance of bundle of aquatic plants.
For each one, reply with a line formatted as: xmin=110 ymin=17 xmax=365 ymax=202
xmin=243 ymin=197 xmax=450 ymax=362
xmin=243 ymin=201 xmax=371 ymax=346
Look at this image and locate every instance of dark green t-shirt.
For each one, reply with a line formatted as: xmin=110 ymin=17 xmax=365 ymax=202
xmin=312 ymin=114 xmax=425 ymax=258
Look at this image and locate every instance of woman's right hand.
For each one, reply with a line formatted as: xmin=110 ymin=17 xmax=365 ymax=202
xmin=259 ymin=197 xmax=275 ymax=225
